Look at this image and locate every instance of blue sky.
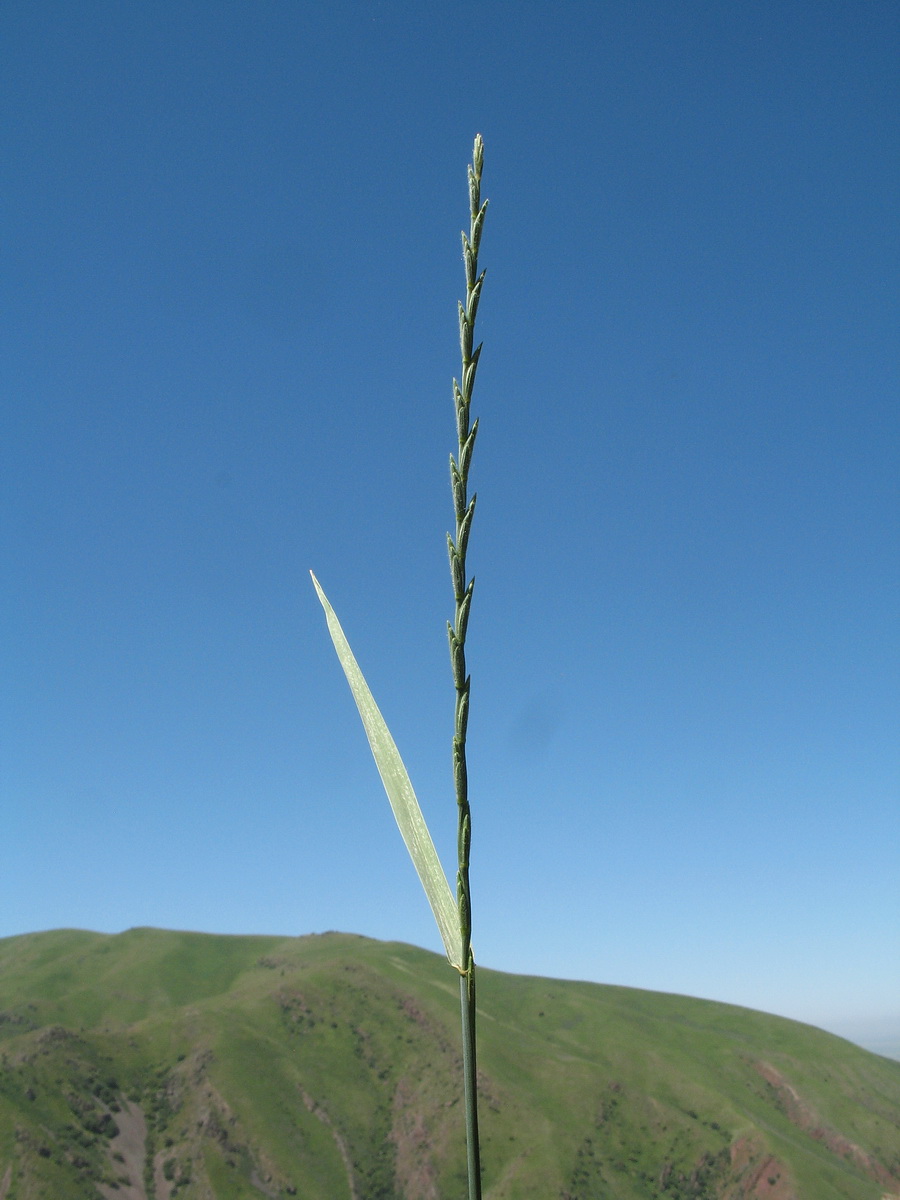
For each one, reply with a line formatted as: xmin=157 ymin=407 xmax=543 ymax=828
xmin=2 ymin=2 xmax=897 ymax=1045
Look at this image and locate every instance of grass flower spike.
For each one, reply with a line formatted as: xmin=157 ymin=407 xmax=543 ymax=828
xmin=312 ymin=135 xmax=488 ymax=1200
xmin=449 ymin=133 xmax=487 ymax=1200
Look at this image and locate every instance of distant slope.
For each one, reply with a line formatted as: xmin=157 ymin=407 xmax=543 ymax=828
xmin=0 ymin=928 xmax=898 ymax=1199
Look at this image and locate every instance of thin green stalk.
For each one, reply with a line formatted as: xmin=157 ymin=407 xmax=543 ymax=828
xmin=460 ymin=968 xmax=480 ymax=1199
xmin=448 ymin=132 xmax=487 ymax=1200
xmin=312 ymin=135 xmax=490 ymax=1197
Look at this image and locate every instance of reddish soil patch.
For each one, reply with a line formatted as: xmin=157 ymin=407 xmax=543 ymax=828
xmin=97 ymin=1100 xmax=147 ymax=1200
xmin=755 ymin=1061 xmax=896 ymax=1190
xmin=727 ymin=1136 xmax=796 ymax=1199
xmin=389 ymin=1078 xmax=441 ymax=1200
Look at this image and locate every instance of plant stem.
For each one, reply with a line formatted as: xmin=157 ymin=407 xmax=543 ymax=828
xmin=448 ymin=133 xmax=487 ymax=1200
xmin=460 ymin=969 xmax=480 ymax=1199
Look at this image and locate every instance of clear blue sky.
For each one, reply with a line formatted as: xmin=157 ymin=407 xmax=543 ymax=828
xmin=2 ymin=2 xmax=897 ymax=1045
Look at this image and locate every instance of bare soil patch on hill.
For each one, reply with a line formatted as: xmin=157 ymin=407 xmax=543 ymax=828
xmin=97 ymin=1099 xmax=147 ymax=1200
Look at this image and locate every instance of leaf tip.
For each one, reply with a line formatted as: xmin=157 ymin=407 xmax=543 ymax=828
xmin=310 ymin=570 xmax=327 ymax=604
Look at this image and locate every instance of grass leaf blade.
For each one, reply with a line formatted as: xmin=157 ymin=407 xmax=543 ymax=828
xmin=310 ymin=571 xmax=462 ymax=971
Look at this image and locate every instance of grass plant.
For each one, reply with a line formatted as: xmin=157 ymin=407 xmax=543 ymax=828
xmin=311 ymin=134 xmax=489 ymax=1198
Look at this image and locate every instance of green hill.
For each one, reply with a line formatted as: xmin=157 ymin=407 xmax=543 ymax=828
xmin=0 ymin=928 xmax=897 ymax=1199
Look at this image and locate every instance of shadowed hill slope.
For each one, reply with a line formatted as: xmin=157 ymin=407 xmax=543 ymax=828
xmin=0 ymin=928 xmax=897 ymax=1199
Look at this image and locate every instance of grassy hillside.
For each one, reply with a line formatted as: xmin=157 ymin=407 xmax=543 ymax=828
xmin=0 ymin=929 xmax=897 ymax=1199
